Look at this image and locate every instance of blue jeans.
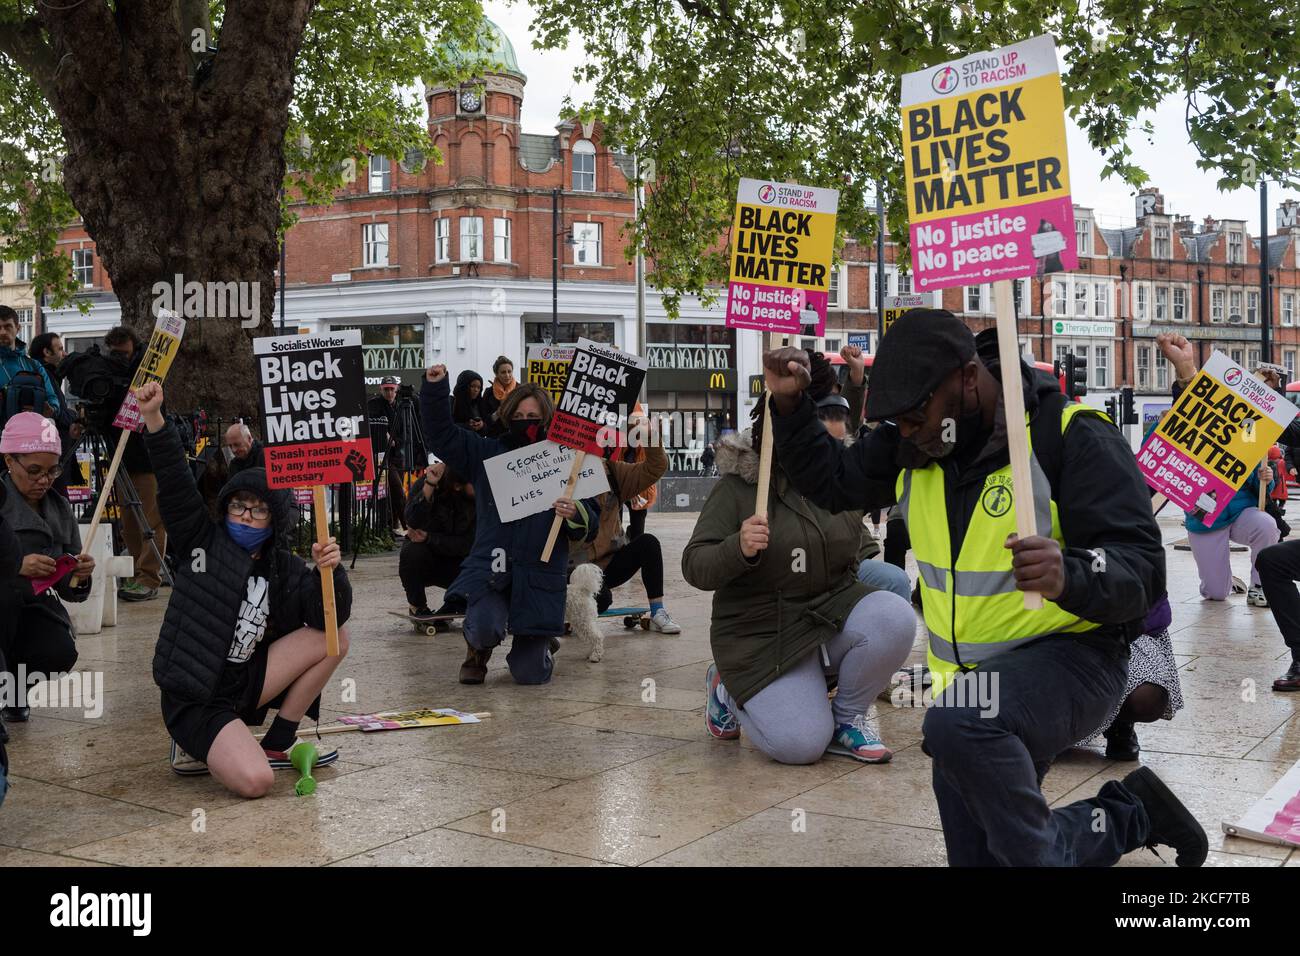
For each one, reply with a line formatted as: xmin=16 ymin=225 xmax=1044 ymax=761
xmin=922 ymin=634 xmax=1149 ymax=866
xmin=462 ymin=588 xmax=553 ymax=685
xmin=857 ymin=559 xmax=911 ymax=600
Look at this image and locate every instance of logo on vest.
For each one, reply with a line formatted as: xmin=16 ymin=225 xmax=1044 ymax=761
xmin=980 ymin=477 xmax=1013 ymax=518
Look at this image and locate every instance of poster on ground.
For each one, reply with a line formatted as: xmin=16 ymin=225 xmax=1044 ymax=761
xmin=1224 ymin=756 xmax=1300 ymax=848
xmin=901 ymin=34 xmax=1076 ymax=292
xmin=1136 ymin=351 xmax=1294 ymax=526
xmin=112 ymin=310 xmax=186 ymax=431
xmin=726 ymin=178 xmax=839 ymax=335
xmin=547 ymin=338 xmax=647 ymax=456
xmin=254 ymin=329 xmax=374 ymax=489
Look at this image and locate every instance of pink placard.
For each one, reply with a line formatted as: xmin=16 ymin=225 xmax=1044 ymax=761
xmin=908 ymin=197 xmax=1077 ymax=293
xmin=1136 ymin=432 xmax=1235 ymax=526
xmin=726 ymin=283 xmax=827 ymax=335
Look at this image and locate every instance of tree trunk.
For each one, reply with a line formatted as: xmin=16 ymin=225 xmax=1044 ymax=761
xmin=35 ymin=0 xmax=315 ymax=419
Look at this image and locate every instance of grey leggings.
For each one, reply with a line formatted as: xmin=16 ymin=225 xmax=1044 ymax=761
xmin=718 ymin=590 xmax=916 ymax=765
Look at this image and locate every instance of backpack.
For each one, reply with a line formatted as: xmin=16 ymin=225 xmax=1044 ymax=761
xmin=0 ymin=360 xmax=49 ymax=429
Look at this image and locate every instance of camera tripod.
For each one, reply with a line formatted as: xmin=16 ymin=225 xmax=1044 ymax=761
xmin=65 ymin=422 xmax=174 ymax=588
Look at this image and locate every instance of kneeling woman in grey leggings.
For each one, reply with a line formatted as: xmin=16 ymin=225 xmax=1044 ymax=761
xmin=682 ymin=351 xmax=916 ymax=764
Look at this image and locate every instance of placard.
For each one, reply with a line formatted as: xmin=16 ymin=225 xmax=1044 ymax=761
xmin=484 ymin=439 xmax=611 ymax=523
xmin=901 ymin=34 xmax=1076 ymax=291
xmin=726 ymin=179 xmax=839 ymax=334
xmin=882 ymin=293 xmax=929 ymax=336
xmin=112 ymin=310 xmax=186 ymax=431
xmin=1136 ymin=351 xmax=1294 ymax=526
xmin=525 ymin=344 xmax=575 ymax=406
xmin=254 ymin=329 xmax=374 ymax=489
xmin=547 ymin=338 xmax=647 ymax=456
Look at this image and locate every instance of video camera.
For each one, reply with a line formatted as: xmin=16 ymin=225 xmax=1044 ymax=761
xmin=59 ymin=345 xmax=132 ymax=430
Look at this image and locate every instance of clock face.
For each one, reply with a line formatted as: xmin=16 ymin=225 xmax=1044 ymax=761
xmin=460 ymin=90 xmax=482 ymax=112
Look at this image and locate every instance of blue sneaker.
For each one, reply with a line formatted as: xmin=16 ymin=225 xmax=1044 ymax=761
xmin=827 ymin=713 xmax=892 ymax=763
xmin=705 ymin=663 xmax=739 ymax=740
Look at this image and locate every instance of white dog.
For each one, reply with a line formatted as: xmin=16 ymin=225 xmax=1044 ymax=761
xmin=565 ymin=563 xmax=606 ymax=663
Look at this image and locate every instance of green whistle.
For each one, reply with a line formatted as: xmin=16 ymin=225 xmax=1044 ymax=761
xmin=290 ymin=741 xmax=319 ymax=796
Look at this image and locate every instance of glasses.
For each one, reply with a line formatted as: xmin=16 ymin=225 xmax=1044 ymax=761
xmin=226 ymin=500 xmax=271 ymax=520
xmin=18 ymin=461 xmax=62 ymax=481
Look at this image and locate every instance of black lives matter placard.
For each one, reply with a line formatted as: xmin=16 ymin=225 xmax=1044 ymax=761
xmin=254 ymin=330 xmax=374 ymax=489
xmin=548 ymin=338 xmax=648 ymax=456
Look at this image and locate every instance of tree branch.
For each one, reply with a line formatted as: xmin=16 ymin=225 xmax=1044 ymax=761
xmin=0 ymin=15 xmax=57 ymax=100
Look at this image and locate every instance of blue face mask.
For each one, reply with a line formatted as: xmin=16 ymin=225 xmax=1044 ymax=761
xmin=226 ymin=518 xmax=273 ymax=552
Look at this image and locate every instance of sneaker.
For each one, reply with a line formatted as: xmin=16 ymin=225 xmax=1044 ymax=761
xmin=2 ymin=706 xmax=30 ymax=723
xmin=409 ymin=605 xmax=437 ymax=622
xmin=264 ymin=738 xmax=340 ymax=770
xmin=170 ymin=739 xmax=209 ymax=776
xmin=1103 ymin=720 xmax=1140 ymax=761
xmin=1273 ymin=658 xmax=1300 ymax=692
xmin=1247 ymin=586 xmax=1269 ymax=607
xmin=705 ymin=663 xmax=739 ymax=740
xmin=1121 ymin=766 xmax=1209 ymax=867
xmin=649 ymin=608 xmax=681 ymax=634
xmin=118 ymin=580 xmax=158 ymax=602
xmin=827 ymin=713 xmax=893 ymax=763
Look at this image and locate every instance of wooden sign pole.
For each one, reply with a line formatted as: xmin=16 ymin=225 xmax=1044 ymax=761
xmin=312 ymin=485 xmax=341 ymax=656
xmin=541 ymin=452 xmax=585 ymax=562
xmin=70 ymin=427 xmax=131 ymax=588
xmin=753 ymin=330 xmax=783 ymax=518
xmin=993 ymin=279 xmax=1042 ymax=610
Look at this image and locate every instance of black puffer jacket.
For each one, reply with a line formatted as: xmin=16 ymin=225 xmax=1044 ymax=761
xmin=146 ymin=422 xmax=352 ymax=702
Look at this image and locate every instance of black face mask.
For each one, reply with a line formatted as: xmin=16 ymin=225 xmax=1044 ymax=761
xmin=509 ymin=419 xmax=545 ymax=445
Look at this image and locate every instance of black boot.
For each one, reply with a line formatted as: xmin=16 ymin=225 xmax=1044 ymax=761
xmin=1273 ymin=658 xmax=1300 ymax=692
xmin=458 ymin=642 xmax=492 ymax=684
xmin=2 ymin=706 xmax=30 ymax=723
xmin=1121 ymin=766 xmax=1209 ymax=867
xmin=1103 ymin=720 xmax=1140 ymax=761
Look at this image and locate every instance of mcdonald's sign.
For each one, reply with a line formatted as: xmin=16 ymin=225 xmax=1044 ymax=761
xmin=708 ymin=371 xmax=728 ymax=391
xmin=748 ymin=375 xmax=765 ymax=396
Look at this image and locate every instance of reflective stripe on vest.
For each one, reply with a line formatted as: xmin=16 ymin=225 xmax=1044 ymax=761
xmin=897 ymin=402 xmax=1108 ymax=692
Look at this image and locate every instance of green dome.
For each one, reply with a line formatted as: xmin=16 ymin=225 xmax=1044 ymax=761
xmin=442 ymin=18 xmax=526 ymax=81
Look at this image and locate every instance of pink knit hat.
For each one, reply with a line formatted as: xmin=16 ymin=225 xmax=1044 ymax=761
xmin=0 ymin=411 xmax=61 ymax=455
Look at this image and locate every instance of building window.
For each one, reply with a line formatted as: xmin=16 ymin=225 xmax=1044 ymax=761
xmin=1053 ymin=280 xmax=1067 ymax=316
xmin=1076 ymin=218 xmax=1092 ymax=256
xmin=1093 ymin=345 xmax=1109 ymax=389
xmin=1094 ymin=283 xmax=1107 ymax=317
xmin=1284 ymin=293 xmax=1295 ymax=327
xmin=1012 ymin=279 xmax=1026 ymax=315
xmin=1074 ymin=282 xmax=1087 ymax=316
xmin=799 ymin=337 xmax=817 ymax=351
xmin=1247 ymin=291 xmax=1259 ymax=324
xmin=573 ymin=221 xmax=601 ymax=265
xmin=1230 ymin=348 xmax=1244 ymax=366
xmin=1248 ymin=348 xmax=1261 ymax=369
xmin=1173 ymin=287 xmax=1187 ymax=322
xmin=1136 ymin=345 xmax=1151 ymax=390
xmin=828 ymin=266 xmax=842 ymax=308
xmin=1286 ymin=350 xmax=1296 ymax=380
xmin=825 ymin=337 xmax=841 ymax=353
xmin=1155 ymin=286 xmax=1168 ymax=322
xmin=15 ymin=260 xmax=31 ymax=282
xmin=572 ymin=140 xmax=596 ymax=192
xmin=362 ymin=223 xmax=389 ymax=267
xmin=493 ymin=217 xmax=511 ymax=262
xmin=1153 ymin=223 xmax=1171 ymax=259
xmin=72 ymin=248 xmax=94 ymax=287
xmin=897 ymin=270 xmax=912 ymax=294
xmin=967 ymin=285 xmax=983 ymax=313
xmin=460 ymin=216 xmax=483 ymax=262
xmin=1135 ymin=284 xmax=1147 ymax=320
xmin=1211 ymin=289 xmax=1225 ymax=322
xmin=1230 ymin=289 xmax=1243 ymax=322
xmin=1156 ymin=355 xmax=1169 ymax=390
xmin=16 ymin=308 xmax=33 ymax=341
xmin=435 ymin=218 xmax=450 ymax=263
xmin=1228 ymin=230 xmax=1244 ymax=264
xmin=368 ymin=155 xmax=391 ymax=193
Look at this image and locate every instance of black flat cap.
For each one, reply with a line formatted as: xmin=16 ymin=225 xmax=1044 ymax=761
xmin=864 ymin=309 xmax=976 ymax=421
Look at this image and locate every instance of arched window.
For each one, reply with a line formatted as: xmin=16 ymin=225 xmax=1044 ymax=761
xmin=572 ymin=140 xmax=596 ymax=192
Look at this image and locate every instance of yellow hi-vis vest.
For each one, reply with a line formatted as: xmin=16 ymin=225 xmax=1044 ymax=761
xmin=897 ymin=402 xmax=1108 ymax=693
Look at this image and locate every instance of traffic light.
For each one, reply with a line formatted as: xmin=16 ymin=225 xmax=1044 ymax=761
xmin=1104 ymin=395 xmax=1119 ymax=423
xmin=1064 ymin=353 xmax=1088 ymax=400
xmin=1120 ymin=386 xmax=1138 ymax=425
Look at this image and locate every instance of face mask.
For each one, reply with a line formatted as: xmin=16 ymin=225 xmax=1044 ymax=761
xmin=509 ymin=419 xmax=544 ymax=444
xmin=226 ymin=518 xmax=273 ymax=552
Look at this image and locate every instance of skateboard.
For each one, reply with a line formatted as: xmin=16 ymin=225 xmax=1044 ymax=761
xmin=387 ymin=610 xmax=465 ymax=636
xmin=601 ymin=606 xmax=652 ymax=630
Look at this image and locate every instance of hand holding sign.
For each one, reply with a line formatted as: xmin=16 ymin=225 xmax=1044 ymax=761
xmin=553 ymin=497 xmax=577 ymax=520
xmin=1005 ymin=534 xmax=1065 ymax=601
xmin=136 ymin=381 xmax=164 ymax=420
xmin=312 ymin=537 xmax=341 ymax=571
